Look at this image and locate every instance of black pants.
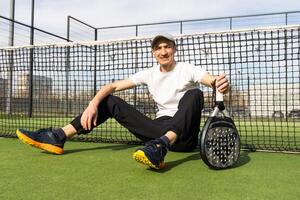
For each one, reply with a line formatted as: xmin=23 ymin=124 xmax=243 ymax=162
xmin=70 ymin=89 xmax=204 ymax=152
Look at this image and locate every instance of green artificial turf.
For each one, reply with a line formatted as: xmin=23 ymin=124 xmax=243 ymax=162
xmin=1 ymin=117 xmax=300 ymax=151
xmin=0 ymin=138 xmax=299 ymax=200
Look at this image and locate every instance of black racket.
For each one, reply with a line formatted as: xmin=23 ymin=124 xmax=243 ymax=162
xmin=200 ymin=87 xmax=240 ymax=169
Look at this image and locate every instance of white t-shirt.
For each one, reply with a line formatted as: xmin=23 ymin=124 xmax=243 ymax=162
xmin=130 ymin=62 xmax=207 ymax=118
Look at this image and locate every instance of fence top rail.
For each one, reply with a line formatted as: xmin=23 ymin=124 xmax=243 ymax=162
xmin=68 ymin=16 xmax=96 ymax=30
xmin=0 ymin=15 xmax=70 ymax=42
xmin=95 ymin=10 xmax=300 ymax=30
xmin=1 ymin=24 xmax=300 ymax=50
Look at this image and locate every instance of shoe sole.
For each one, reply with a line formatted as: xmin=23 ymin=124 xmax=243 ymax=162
xmin=16 ymin=129 xmax=64 ymax=155
xmin=133 ymin=150 xmax=165 ymax=170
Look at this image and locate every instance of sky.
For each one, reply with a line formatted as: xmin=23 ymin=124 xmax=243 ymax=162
xmin=1 ymin=0 xmax=300 ymax=38
xmin=0 ymin=0 xmax=299 ymax=110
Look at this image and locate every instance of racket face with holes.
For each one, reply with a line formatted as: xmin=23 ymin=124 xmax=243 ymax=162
xmin=200 ymin=116 xmax=240 ymax=169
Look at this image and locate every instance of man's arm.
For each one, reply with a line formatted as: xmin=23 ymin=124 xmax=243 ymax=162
xmin=81 ymin=79 xmax=136 ymax=130
xmin=200 ymin=73 xmax=230 ymax=93
xmin=91 ymin=79 xmax=136 ymax=106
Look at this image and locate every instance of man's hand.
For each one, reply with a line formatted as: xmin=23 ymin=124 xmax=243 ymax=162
xmin=216 ymin=73 xmax=230 ymax=93
xmin=79 ymin=79 xmax=136 ymax=131
xmin=81 ymin=101 xmax=98 ymax=130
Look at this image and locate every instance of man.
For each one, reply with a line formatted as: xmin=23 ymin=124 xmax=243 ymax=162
xmin=16 ymin=33 xmax=229 ymax=170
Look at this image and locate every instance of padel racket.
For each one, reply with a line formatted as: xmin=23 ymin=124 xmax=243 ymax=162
xmin=200 ymin=87 xmax=240 ymax=169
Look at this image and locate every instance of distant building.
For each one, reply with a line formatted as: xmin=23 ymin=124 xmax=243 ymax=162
xmin=15 ymin=73 xmax=53 ymax=98
xmin=249 ymin=83 xmax=300 ymax=117
xmin=203 ymin=89 xmax=250 ymax=108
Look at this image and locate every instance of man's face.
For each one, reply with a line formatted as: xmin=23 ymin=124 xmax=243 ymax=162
xmin=152 ymin=39 xmax=176 ymax=67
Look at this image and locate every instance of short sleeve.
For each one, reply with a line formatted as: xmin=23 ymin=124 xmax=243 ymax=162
xmin=187 ymin=63 xmax=208 ymax=83
xmin=129 ymin=68 xmax=151 ymax=86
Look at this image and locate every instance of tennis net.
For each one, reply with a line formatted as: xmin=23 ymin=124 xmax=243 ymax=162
xmin=0 ymin=25 xmax=299 ymax=152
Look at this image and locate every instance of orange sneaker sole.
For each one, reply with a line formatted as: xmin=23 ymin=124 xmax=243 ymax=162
xmin=16 ymin=129 xmax=64 ymax=155
xmin=133 ymin=150 xmax=165 ymax=170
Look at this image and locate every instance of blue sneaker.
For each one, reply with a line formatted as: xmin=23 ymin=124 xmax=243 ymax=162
xmin=133 ymin=138 xmax=168 ymax=170
xmin=16 ymin=128 xmax=66 ymax=155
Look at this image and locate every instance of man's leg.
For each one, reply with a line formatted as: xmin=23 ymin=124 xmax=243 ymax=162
xmin=16 ymin=92 xmax=202 ymax=168
xmin=16 ymin=95 xmax=168 ymax=155
xmin=168 ymin=89 xmax=204 ymax=152
xmin=133 ymin=89 xmax=203 ymax=169
xmin=61 ymin=124 xmax=77 ymax=138
xmin=69 ymin=95 xmax=176 ymax=169
xmin=132 ymin=129 xmax=178 ymax=169
xmin=68 ymin=95 xmax=168 ymax=140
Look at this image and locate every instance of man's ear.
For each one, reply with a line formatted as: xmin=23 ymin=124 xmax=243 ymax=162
xmin=173 ymin=45 xmax=177 ymax=54
xmin=171 ymin=42 xmax=177 ymax=52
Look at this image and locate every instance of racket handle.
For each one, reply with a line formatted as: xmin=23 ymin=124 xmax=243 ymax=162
xmin=215 ymin=88 xmax=223 ymax=102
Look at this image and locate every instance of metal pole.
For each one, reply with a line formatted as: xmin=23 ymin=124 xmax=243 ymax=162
xmin=8 ymin=0 xmax=15 ymax=46
xmin=93 ymin=28 xmax=98 ymax=95
xmin=67 ymin=16 xmax=70 ymax=41
xmin=133 ymin=25 xmax=138 ymax=108
xmin=284 ymin=29 xmax=288 ymax=121
xmin=66 ymin=17 xmax=71 ymax=115
xmin=135 ymin=25 xmax=138 ymax=36
xmin=247 ymin=75 xmax=250 ymax=109
xmin=180 ymin=21 xmax=183 ymax=34
xmin=28 ymin=0 xmax=35 ymax=117
xmin=30 ymin=0 xmax=35 ymax=45
xmin=6 ymin=0 xmax=15 ymax=115
xmin=65 ymin=45 xmax=70 ymax=115
xmin=228 ymin=33 xmax=233 ymax=112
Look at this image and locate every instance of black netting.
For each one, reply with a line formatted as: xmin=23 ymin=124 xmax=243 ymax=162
xmin=0 ymin=26 xmax=299 ymax=151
